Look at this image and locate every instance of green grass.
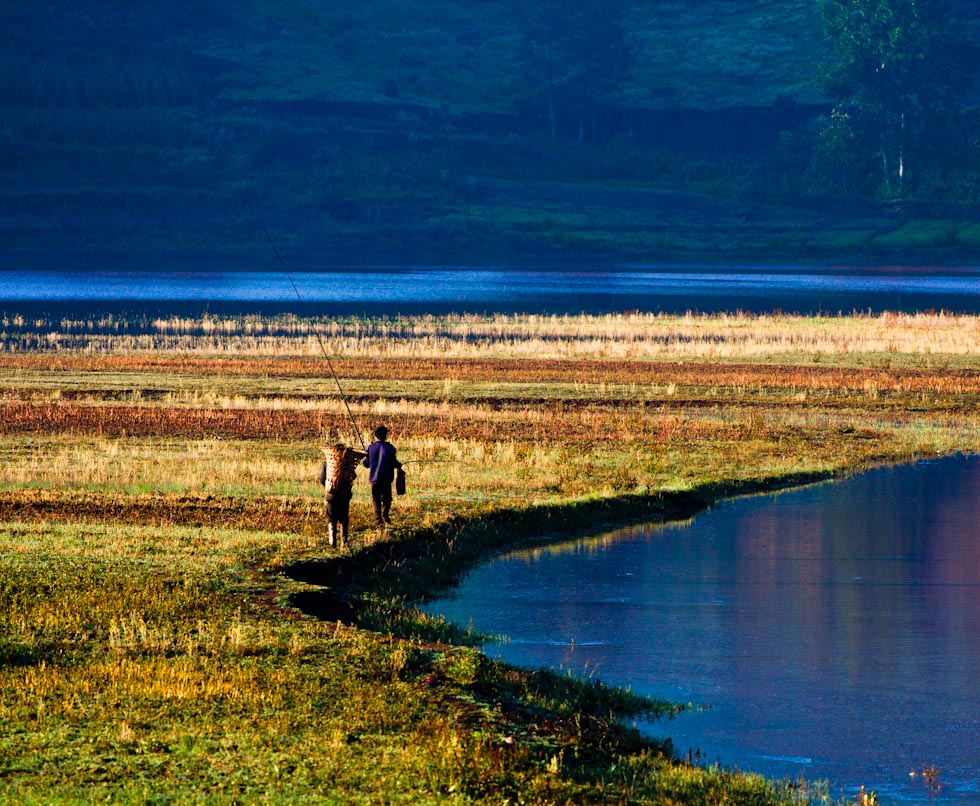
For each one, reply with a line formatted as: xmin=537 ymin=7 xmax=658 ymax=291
xmin=868 ymin=219 xmax=980 ymax=251
xmin=4 ymin=312 xmax=980 ymax=802
xmin=1 ymin=507 xmax=833 ymax=805
xmin=0 ymin=517 xmax=710 ymax=805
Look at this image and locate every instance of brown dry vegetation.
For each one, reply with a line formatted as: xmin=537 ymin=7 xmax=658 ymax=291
xmin=5 ymin=353 xmax=980 ymax=393
xmin=2 ymin=313 xmax=979 ymax=552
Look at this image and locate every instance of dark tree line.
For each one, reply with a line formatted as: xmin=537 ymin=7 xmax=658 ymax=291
xmin=516 ymin=0 xmax=632 ymax=144
xmin=510 ymin=0 xmax=980 ymax=202
xmin=816 ymin=0 xmax=980 ymax=199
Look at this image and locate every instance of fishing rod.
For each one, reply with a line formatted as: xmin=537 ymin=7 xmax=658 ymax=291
xmin=265 ymin=228 xmax=367 ymax=452
xmin=399 ymin=459 xmax=461 ymax=466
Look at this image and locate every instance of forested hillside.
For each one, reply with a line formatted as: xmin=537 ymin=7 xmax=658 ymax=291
xmin=2 ymin=0 xmax=979 ymax=266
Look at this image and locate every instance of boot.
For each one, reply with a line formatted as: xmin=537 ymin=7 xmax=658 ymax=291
xmin=339 ymin=522 xmax=349 ymax=547
xmin=328 ymin=522 xmax=337 ymax=547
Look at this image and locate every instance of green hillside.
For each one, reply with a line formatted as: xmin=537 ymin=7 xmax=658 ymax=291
xmin=2 ymin=0 xmax=979 ymax=267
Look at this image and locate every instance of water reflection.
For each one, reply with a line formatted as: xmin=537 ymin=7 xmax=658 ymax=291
xmin=424 ymin=455 xmax=980 ymax=804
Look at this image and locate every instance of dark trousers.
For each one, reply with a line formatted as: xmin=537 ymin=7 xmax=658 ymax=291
xmin=326 ymin=493 xmax=352 ymax=547
xmin=326 ymin=494 xmax=351 ymax=528
xmin=371 ymin=482 xmax=393 ymax=525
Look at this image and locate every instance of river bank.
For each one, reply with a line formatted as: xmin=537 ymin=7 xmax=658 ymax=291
xmin=5 ymin=193 xmax=980 ymax=274
xmin=418 ymin=454 xmax=980 ymax=804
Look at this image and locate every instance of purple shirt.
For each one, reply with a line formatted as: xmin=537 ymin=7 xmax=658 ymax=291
xmin=363 ymin=440 xmax=401 ymax=484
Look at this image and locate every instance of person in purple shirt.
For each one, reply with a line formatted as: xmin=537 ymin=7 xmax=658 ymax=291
xmin=363 ymin=425 xmax=402 ymax=527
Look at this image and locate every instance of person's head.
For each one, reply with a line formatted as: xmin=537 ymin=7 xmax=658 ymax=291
xmin=374 ymin=425 xmax=389 ymax=441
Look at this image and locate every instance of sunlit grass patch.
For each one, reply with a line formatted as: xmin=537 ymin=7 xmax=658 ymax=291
xmin=0 ymin=520 xmax=285 ymax=574
xmin=6 ymin=310 xmax=980 ymax=363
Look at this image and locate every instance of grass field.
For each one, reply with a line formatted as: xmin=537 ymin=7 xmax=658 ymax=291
xmin=2 ymin=311 xmax=979 ymax=803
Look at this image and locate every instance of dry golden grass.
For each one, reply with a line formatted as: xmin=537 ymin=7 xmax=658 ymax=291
xmin=4 ymin=310 xmax=980 ymax=363
xmin=3 ymin=308 xmax=980 ymax=543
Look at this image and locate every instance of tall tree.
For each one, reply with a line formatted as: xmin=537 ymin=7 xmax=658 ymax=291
xmin=818 ymin=0 xmax=977 ymax=196
xmin=517 ymin=0 xmax=632 ymax=144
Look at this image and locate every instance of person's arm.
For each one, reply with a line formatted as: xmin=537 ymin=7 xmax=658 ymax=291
xmin=318 ymin=462 xmax=327 ymax=486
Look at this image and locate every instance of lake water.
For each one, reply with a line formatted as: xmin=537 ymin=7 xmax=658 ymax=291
xmin=423 ymin=455 xmax=980 ymax=804
xmin=4 ymin=265 xmax=980 ymax=315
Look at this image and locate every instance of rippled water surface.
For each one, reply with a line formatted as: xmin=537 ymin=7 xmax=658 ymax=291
xmin=424 ymin=456 xmax=980 ymax=804
xmin=4 ymin=266 xmax=980 ymax=314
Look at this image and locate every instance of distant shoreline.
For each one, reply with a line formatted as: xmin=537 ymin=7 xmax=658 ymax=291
xmin=3 ymin=247 xmax=979 ymax=273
